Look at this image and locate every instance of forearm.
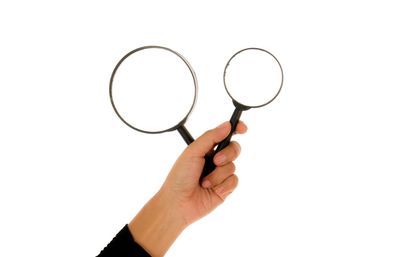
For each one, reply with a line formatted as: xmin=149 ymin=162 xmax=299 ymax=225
xmin=128 ymin=189 xmax=187 ymax=257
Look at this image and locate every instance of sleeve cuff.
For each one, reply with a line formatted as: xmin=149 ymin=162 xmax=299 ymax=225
xmin=97 ymin=224 xmax=152 ymax=257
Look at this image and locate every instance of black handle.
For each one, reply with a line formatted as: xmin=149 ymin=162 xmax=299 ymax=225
xmin=200 ymin=105 xmax=244 ymax=179
xmin=177 ymin=125 xmax=194 ymax=145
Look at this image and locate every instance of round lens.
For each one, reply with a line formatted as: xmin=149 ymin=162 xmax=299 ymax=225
xmin=224 ymin=48 xmax=283 ymax=108
xmin=110 ymin=46 xmax=197 ymax=133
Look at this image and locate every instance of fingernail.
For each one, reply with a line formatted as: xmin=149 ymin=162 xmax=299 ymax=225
xmin=202 ymin=180 xmax=212 ymax=188
xmin=215 ymin=154 xmax=226 ymax=165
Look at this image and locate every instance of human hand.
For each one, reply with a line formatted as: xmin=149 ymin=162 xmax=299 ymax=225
xmin=162 ymin=121 xmax=247 ymax=225
xmin=129 ymin=121 xmax=247 ymax=257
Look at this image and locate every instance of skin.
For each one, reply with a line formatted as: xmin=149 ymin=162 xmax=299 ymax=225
xmin=128 ymin=121 xmax=247 ymax=257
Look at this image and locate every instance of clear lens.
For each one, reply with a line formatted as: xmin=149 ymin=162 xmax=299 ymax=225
xmin=110 ymin=47 xmax=197 ymax=133
xmin=224 ymin=48 xmax=283 ymax=108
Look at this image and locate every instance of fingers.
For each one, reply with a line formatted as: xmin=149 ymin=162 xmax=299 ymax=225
xmin=213 ymin=141 xmax=241 ymax=166
xmin=202 ymin=162 xmax=235 ymax=188
xmin=235 ymin=121 xmax=248 ymax=135
xmin=212 ymin=175 xmax=239 ymax=200
xmin=186 ymin=121 xmax=247 ymax=158
xmin=202 ymin=141 xmax=241 ymax=190
xmin=186 ymin=122 xmax=231 ymax=157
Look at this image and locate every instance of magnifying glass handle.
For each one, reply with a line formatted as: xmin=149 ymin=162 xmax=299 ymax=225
xmin=215 ymin=107 xmax=243 ymax=153
xmin=177 ymin=125 xmax=195 ymax=145
xmin=200 ymin=106 xmax=244 ymax=179
xmin=201 ymin=153 xmax=216 ymax=180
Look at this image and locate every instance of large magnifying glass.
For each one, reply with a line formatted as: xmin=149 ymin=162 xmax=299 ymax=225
xmin=109 ymin=45 xmax=197 ymax=145
xmin=201 ymin=48 xmax=284 ymax=177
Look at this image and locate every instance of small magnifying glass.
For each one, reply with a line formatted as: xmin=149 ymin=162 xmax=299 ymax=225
xmin=201 ymin=48 xmax=284 ymax=177
xmin=109 ymin=46 xmax=197 ymax=145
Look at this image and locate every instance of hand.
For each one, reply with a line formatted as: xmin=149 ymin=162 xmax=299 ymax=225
xmin=129 ymin=121 xmax=247 ymax=257
xmin=163 ymin=121 xmax=247 ymax=225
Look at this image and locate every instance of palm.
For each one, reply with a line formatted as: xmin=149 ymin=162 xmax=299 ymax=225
xmin=165 ymin=155 xmax=223 ymax=225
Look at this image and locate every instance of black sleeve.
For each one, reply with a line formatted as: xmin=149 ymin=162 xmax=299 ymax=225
xmin=97 ymin=224 xmax=152 ymax=257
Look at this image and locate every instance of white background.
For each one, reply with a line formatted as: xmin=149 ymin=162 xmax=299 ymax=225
xmin=1 ymin=1 xmax=399 ymax=256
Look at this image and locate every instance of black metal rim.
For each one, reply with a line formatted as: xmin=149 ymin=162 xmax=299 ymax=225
xmin=109 ymin=45 xmax=198 ymax=134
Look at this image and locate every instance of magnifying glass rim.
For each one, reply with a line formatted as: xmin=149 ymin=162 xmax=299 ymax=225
xmin=223 ymin=47 xmax=284 ymax=109
xmin=109 ymin=45 xmax=198 ymax=134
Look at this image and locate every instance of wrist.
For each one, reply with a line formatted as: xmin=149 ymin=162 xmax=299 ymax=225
xmin=128 ymin=190 xmax=187 ymax=257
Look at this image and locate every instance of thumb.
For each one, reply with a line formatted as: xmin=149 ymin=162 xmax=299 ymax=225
xmin=186 ymin=122 xmax=231 ymax=157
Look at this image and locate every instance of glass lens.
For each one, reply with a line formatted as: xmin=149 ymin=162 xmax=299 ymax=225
xmin=110 ymin=47 xmax=197 ymax=133
xmin=224 ymin=48 xmax=283 ymax=108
